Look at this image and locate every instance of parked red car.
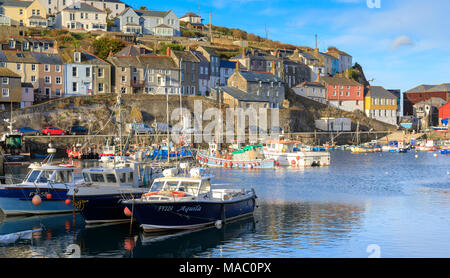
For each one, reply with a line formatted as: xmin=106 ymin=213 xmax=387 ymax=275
xmin=41 ymin=126 xmax=66 ymax=136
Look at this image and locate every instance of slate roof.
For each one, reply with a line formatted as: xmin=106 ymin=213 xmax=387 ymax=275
xmin=171 ymin=50 xmax=199 ymax=63
xmin=414 ymin=97 xmax=447 ymax=107
xmin=21 ymin=82 xmax=34 ymax=87
xmin=405 ymin=84 xmax=435 ymax=93
xmin=31 ymin=52 xmax=63 ymax=65
xmin=63 ymin=3 xmax=105 ymax=13
xmin=239 ymin=71 xmax=282 ymax=83
xmin=0 ymin=67 xmax=21 ymax=78
xmin=220 ymin=86 xmax=270 ymax=102
xmin=0 ymin=50 xmax=38 ymax=63
xmin=114 ymin=45 xmax=152 ymax=57
xmin=197 ymin=45 xmax=219 ymax=57
xmin=0 ymin=0 xmax=32 ymax=8
xmin=155 ymin=24 xmax=173 ymax=29
xmin=427 ymin=83 xmax=450 ymax=92
xmin=190 ymin=50 xmax=208 ymax=63
xmin=180 ymin=12 xmax=200 ymax=18
xmin=295 ymin=81 xmax=325 ymax=88
xmin=320 ymin=76 xmax=362 ymax=86
xmin=367 ymin=86 xmax=397 ymax=99
xmin=135 ymin=10 xmax=171 ymax=18
xmin=109 ymin=55 xmax=177 ymax=69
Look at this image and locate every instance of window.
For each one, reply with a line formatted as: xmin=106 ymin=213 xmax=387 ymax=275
xmin=86 ymin=67 xmax=90 ymax=77
xmin=31 ymin=64 xmax=36 ymax=71
xmin=45 ymin=88 xmax=50 ymax=96
xmin=2 ymin=77 xmax=8 ymax=85
xmin=121 ymin=67 xmax=125 ymax=72
xmin=91 ymin=174 xmax=105 ymax=183
xmin=56 ymin=76 xmax=61 ymax=84
xmin=44 ymin=76 xmax=51 ymax=84
xmin=121 ymin=76 xmax=126 ymax=83
xmin=37 ymin=10 xmax=40 ymax=15
xmin=98 ymin=83 xmax=103 ymax=92
xmin=346 ymin=91 xmax=350 ymax=97
xmin=31 ymin=75 xmax=36 ymax=82
xmin=106 ymin=174 xmax=116 ymax=183
xmin=32 ymin=9 xmax=35 ymax=15
xmin=95 ymin=13 xmax=98 ymax=20
xmin=55 ymin=89 xmax=61 ymax=97
xmin=98 ymin=68 xmax=103 ymax=77
xmin=72 ymin=82 xmax=77 ymax=92
xmin=2 ymin=88 xmax=9 ymax=97
xmin=72 ymin=66 xmax=77 ymax=77
xmin=55 ymin=65 xmax=61 ymax=72
xmin=19 ymin=9 xmax=23 ymax=15
xmin=44 ymin=64 xmax=50 ymax=72
xmin=17 ymin=63 xmax=21 ymax=71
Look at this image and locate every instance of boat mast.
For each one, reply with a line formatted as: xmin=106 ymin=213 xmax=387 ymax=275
xmin=117 ymin=94 xmax=123 ymax=155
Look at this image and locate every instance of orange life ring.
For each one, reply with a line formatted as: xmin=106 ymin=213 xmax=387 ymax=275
xmin=142 ymin=192 xmax=159 ymax=197
xmin=170 ymin=191 xmax=186 ymax=197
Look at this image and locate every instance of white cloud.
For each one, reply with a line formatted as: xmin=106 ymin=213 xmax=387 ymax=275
xmin=392 ymin=36 xmax=414 ymax=50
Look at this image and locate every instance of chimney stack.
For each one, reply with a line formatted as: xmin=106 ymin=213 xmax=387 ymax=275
xmin=166 ymin=46 xmax=171 ymax=57
xmin=271 ymin=60 xmax=276 ymax=75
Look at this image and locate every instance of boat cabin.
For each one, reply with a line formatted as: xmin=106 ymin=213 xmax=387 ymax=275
xmin=23 ymin=164 xmax=76 ymax=185
xmin=144 ymin=168 xmax=213 ymax=199
xmin=265 ymin=139 xmax=301 ymax=153
xmin=81 ymin=160 xmax=150 ymax=188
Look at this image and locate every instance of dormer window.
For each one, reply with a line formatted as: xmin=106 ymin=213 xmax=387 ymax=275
xmin=8 ymin=40 xmax=15 ymax=49
xmin=259 ymin=81 xmax=262 ymax=87
xmin=74 ymin=52 xmax=81 ymax=63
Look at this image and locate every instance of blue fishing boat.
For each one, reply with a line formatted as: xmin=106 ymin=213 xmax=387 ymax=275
xmin=66 ymin=156 xmax=156 ymax=225
xmin=0 ymin=146 xmax=79 ymax=216
xmin=122 ymin=168 xmax=257 ymax=232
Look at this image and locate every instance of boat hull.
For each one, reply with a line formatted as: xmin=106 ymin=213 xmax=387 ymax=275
xmin=124 ymin=197 xmax=256 ymax=232
xmin=263 ymin=151 xmax=330 ymax=167
xmin=197 ymin=153 xmax=275 ymax=169
xmin=68 ymin=193 xmax=144 ymax=225
xmin=0 ymin=187 xmax=73 ymax=216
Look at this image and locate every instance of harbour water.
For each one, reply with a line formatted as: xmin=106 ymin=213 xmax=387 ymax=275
xmin=0 ymin=151 xmax=449 ymax=258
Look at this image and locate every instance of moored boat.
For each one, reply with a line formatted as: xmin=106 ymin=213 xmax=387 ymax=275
xmin=197 ymin=143 xmax=275 ymax=169
xmin=122 ymin=167 xmax=257 ymax=232
xmin=0 ymin=146 xmax=79 ymax=216
xmin=262 ymin=138 xmax=330 ymax=167
xmin=66 ymin=156 xmax=157 ymax=225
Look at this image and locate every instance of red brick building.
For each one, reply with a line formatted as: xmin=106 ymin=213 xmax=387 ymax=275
xmin=404 ymin=84 xmax=450 ymax=115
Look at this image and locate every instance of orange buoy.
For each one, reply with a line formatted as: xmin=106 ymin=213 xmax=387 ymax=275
xmin=296 ymin=156 xmax=300 ymax=161
xmin=32 ymin=195 xmax=42 ymax=206
xmin=124 ymin=207 xmax=132 ymax=217
xmin=46 ymin=193 xmax=52 ymax=200
xmin=65 ymin=199 xmax=71 ymax=205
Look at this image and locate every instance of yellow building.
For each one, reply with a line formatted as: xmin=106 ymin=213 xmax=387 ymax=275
xmin=0 ymin=0 xmax=47 ymax=27
xmin=364 ymin=86 xmax=398 ymax=125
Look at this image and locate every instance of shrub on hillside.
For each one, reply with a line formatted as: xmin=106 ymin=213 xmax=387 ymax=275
xmin=92 ymin=37 xmax=126 ymax=60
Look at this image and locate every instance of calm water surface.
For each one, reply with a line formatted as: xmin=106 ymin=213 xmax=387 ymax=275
xmin=0 ymin=151 xmax=449 ymax=258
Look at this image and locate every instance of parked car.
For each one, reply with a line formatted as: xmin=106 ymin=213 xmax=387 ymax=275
xmin=41 ymin=126 xmax=66 ymax=136
xmin=126 ymin=123 xmax=154 ymax=135
xmin=14 ymin=127 xmax=41 ymax=136
xmin=67 ymin=126 xmax=88 ymax=135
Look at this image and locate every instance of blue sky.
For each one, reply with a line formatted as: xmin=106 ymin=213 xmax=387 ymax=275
xmin=129 ymin=0 xmax=450 ymax=92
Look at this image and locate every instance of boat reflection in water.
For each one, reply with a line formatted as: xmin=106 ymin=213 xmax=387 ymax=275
xmin=133 ymin=216 xmax=256 ymax=258
xmin=0 ymin=213 xmax=83 ymax=258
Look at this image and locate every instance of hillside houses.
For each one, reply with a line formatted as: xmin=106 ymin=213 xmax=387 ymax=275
xmin=115 ymin=8 xmax=180 ymax=36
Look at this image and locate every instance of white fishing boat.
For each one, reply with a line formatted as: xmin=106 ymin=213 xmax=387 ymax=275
xmin=0 ymin=145 xmax=80 ymax=216
xmin=262 ymin=138 xmax=330 ymax=167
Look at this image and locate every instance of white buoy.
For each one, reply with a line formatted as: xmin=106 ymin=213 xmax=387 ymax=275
xmin=415 ymin=154 xmax=419 ymax=159
xmin=215 ymin=220 xmax=222 ymax=229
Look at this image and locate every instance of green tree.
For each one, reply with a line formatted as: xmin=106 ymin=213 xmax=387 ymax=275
xmin=92 ymin=37 xmax=126 ymax=60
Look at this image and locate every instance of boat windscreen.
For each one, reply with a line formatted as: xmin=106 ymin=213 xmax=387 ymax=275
xmin=164 ymin=181 xmax=179 ymax=191
xmin=150 ymin=181 xmax=163 ymax=192
xmin=37 ymin=170 xmax=54 ymax=183
xmin=178 ymin=181 xmax=200 ymax=195
xmin=26 ymin=170 xmax=41 ymax=183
